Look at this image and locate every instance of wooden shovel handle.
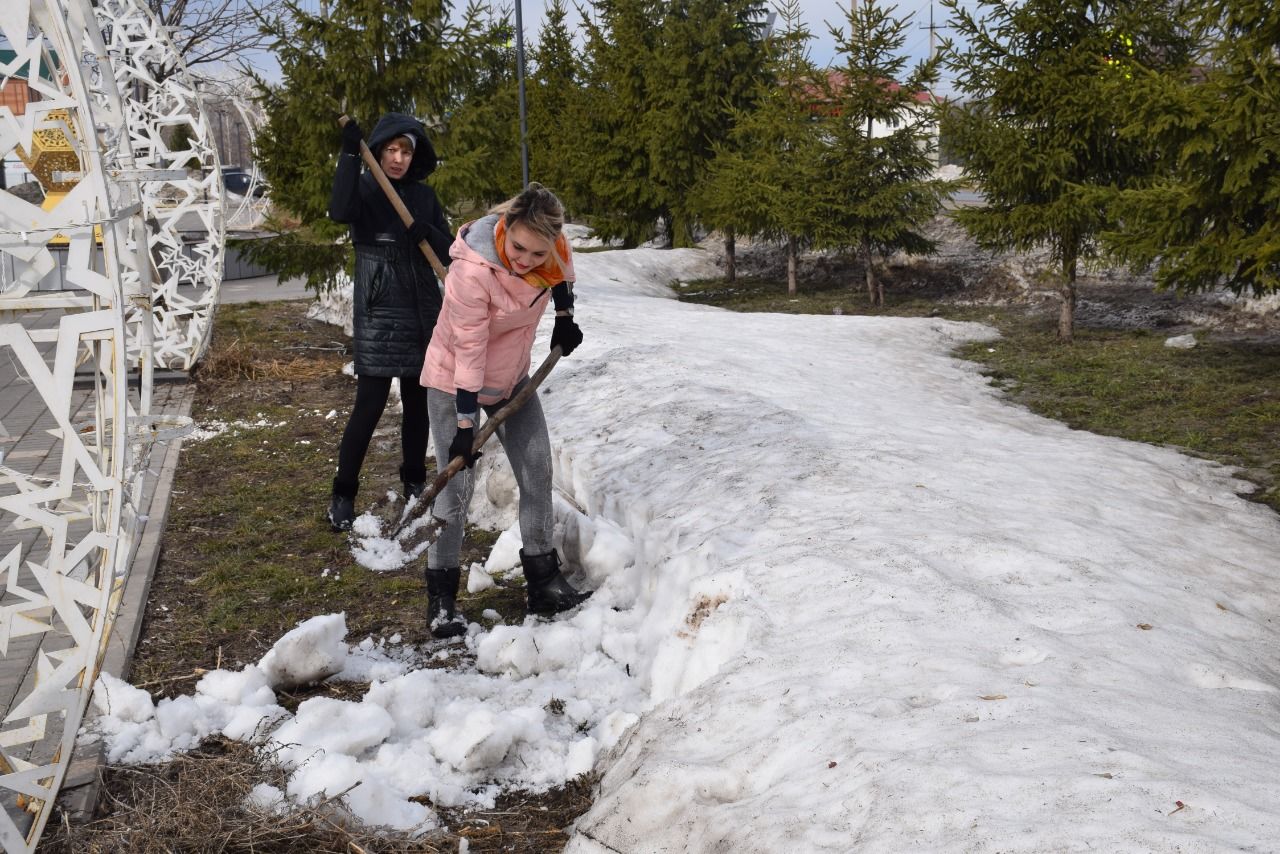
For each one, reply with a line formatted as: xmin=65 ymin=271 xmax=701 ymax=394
xmin=337 ymin=115 xmax=449 ymax=282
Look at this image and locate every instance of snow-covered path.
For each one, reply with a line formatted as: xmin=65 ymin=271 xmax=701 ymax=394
xmin=558 ymin=250 xmax=1280 ymax=851
xmin=93 ymin=245 xmax=1280 ymax=851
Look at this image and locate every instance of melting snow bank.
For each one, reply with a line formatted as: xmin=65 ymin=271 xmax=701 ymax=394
xmin=562 ymin=249 xmax=1280 ymax=850
xmin=554 ymin=254 xmax=1280 ymax=851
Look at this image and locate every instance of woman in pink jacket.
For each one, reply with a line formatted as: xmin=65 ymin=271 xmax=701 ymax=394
xmin=419 ymin=183 xmax=589 ymax=638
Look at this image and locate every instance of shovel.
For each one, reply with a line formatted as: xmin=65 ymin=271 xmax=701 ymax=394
xmin=390 ymin=346 xmax=564 ymax=549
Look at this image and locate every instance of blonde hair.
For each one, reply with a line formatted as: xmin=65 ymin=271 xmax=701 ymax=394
xmin=490 ymin=182 xmax=564 ymax=244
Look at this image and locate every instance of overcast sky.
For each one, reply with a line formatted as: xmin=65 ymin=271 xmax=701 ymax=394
xmin=510 ymin=0 xmax=971 ymax=92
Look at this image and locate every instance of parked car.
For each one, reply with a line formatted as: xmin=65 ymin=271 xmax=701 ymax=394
xmin=222 ymin=167 xmax=266 ymax=198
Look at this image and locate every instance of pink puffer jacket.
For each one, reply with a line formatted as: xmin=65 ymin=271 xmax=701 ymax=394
xmin=420 ymin=217 xmax=575 ymax=405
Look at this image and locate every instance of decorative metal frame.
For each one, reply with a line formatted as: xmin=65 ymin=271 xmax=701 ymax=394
xmin=0 ymin=0 xmax=152 ymax=849
xmin=93 ymin=0 xmax=225 ymax=371
xmin=200 ymin=77 xmax=269 ymax=233
xmin=0 ymin=0 xmax=233 ymax=842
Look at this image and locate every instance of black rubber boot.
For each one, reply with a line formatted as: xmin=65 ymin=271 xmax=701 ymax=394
xmin=520 ymin=549 xmax=591 ymax=616
xmin=426 ymin=567 xmax=467 ymax=638
xmin=328 ymin=478 xmax=357 ymax=532
xmin=400 ymin=465 xmax=426 ymax=503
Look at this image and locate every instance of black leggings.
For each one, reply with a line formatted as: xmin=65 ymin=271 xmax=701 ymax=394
xmin=333 ymin=374 xmax=429 ymax=496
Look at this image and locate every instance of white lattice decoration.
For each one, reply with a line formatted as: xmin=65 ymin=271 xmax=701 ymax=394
xmin=94 ymin=0 xmax=226 ymax=371
xmin=0 ymin=0 xmax=141 ymax=849
xmin=213 ymin=82 xmax=270 ymax=232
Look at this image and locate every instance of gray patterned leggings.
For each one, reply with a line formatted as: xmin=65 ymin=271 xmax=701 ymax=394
xmin=426 ymin=381 xmax=554 ymax=570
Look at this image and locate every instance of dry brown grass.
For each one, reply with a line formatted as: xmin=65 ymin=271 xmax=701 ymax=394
xmin=193 ymin=336 xmax=343 ymax=384
xmin=39 ymin=732 xmax=596 ymax=853
xmin=40 ymin=737 xmax=446 ymax=853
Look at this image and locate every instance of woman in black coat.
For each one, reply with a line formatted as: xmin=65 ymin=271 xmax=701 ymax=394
xmin=326 ymin=113 xmax=454 ymax=530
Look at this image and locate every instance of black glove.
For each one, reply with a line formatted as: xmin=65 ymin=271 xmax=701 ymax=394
xmin=406 ymin=218 xmax=433 ymax=246
xmin=448 ymin=425 xmax=482 ymax=468
xmin=340 ymin=119 xmax=363 ymax=155
xmin=551 ymin=315 xmax=583 ymax=357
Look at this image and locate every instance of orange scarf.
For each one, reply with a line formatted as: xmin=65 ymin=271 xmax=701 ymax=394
xmin=494 ymin=217 xmax=571 ymax=288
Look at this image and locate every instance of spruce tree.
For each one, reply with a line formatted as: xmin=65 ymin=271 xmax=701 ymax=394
xmin=690 ymin=150 xmax=753 ymax=282
xmin=574 ymin=0 xmax=767 ymax=246
xmin=817 ymin=0 xmax=952 ymax=306
xmin=698 ymin=0 xmax=824 ymax=294
xmin=645 ymin=0 xmax=768 ymax=246
xmin=431 ymin=7 xmax=523 ymax=212
xmin=578 ymin=0 xmax=665 ymax=246
xmin=246 ymin=0 xmax=490 ymax=290
xmin=526 ymin=0 xmax=589 ymax=213
xmin=1101 ymin=1 xmax=1278 ymax=297
xmin=940 ymin=0 xmax=1151 ymax=340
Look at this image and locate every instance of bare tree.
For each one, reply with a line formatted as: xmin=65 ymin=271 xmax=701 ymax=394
xmin=143 ymin=0 xmax=273 ymax=80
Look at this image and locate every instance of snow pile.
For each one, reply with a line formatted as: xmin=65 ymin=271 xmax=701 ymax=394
xmin=89 ymin=240 xmax=1280 ymax=850
xmin=90 ymin=610 xmax=646 ymax=833
xmin=307 ymin=271 xmax=354 ymax=336
xmin=186 ymin=415 xmax=290 ymax=443
xmin=257 ymin=612 xmax=348 ymax=689
xmin=565 ymin=222 xmax=617 ymax=249
xmin=935 ymin=162 xmax=965 ymax=180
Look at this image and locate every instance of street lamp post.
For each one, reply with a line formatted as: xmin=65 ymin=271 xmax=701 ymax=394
xmin=514 ymin=0 xmax=529 ymax=188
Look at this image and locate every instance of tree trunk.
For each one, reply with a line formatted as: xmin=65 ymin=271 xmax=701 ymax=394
xmin=787 ymin=235 xmax=798 ymax=296
xmin=1058 ymin=252 xmax=1078 ymax=342
xmin=724 ymin=228 xmax=736 ymax=284
xmin=863 ymin=240 xmax=880 ymax=305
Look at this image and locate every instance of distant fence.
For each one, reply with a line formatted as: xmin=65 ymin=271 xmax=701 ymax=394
xmin=221 ymin=233 xmax=274 ymax=280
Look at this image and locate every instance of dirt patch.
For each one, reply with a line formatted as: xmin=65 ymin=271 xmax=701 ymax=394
xmin=679 ymin=595 xmax=728 ymax=638
xmin=708 ymin=216 xmax=1280 ymax=340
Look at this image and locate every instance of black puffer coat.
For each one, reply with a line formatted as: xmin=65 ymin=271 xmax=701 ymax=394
xmin=328 ymin=113 xmax=454 ymax=377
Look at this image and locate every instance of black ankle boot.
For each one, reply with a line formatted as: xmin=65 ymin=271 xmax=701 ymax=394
xmin=520 ymin=549 xmax=591 ymax=616
xmin=400 ymin=465 xmax=426 ymax=502
xmin=328 ymin=478 xmax=357 ymax=531
xmin=425 ymin=567 xmax=467 ymax=638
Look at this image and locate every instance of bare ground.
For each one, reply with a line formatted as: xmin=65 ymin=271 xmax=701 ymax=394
xmin=714 ymin=215 xmax=1280 ymax=340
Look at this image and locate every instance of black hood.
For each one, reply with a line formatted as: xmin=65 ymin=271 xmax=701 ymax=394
xmin=367 ymin=112 xmax=437 ymax=181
